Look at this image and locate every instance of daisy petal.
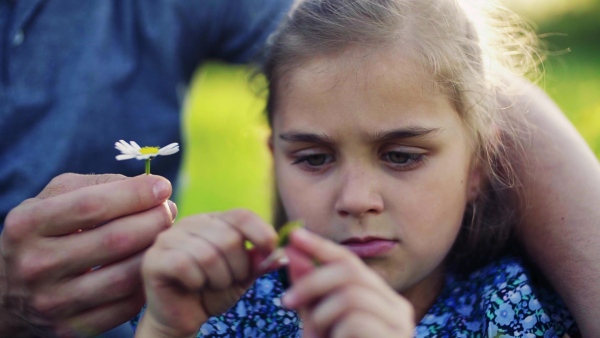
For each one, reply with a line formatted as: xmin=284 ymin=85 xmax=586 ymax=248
xmin=158 ymin=143 xmax=179 ymax=156
xmin=116 ymin=154 xmax=137 ymax=160
xmin=130 ymin=141 xmax=141 ymax=150
xmin=135 ymin=154 xmax=156 ymax=160
xmin=117 ymin=139 xmax=132 ymax=148
xmin=115 ymin=145 xmax=133 ymax=154
xmin=115 ymin=140 xmax=137 ymax=153
xmin=159 ymin=143 xmax=179 ymax=151
xmin=159 ymin=149 xmax=179 ymax=156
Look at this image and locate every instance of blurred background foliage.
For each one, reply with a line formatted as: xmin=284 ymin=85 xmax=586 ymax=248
xmin=176 ymin=0 xmax=600 ymax=220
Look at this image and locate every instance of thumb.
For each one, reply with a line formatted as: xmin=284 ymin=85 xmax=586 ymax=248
xmin=36 ymin=173 xmax=128 ymax=199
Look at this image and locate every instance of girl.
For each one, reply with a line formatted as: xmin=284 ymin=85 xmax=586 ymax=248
xmin=135 ymin=0 xmax=578 ymax=337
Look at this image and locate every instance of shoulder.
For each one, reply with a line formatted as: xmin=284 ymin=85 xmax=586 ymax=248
xmin=416 ymin=256 xmax=577 ymax=337
xmin=198 ymin=271 xmax=301 ymax=337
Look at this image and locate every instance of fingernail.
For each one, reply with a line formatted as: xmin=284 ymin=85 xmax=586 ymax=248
xmin=167 ymin=200 xmax=178 ymax=220
xmin=281 ymin=290 xmax=296 ymax=308
xmin=293 ymin=227 xmax=310 ymax=239
xmin=257 ymin=248 xmax=288 ymax=273
xmin=153 ymin=180 xmax=171 ymax=200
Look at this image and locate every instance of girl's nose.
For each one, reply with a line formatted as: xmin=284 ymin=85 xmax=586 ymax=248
xmin=334 ymin=167 xmax=384 ymax=218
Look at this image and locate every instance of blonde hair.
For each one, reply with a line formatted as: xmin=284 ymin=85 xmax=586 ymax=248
xmin=263 ymin=0 xmax=542 ymax=273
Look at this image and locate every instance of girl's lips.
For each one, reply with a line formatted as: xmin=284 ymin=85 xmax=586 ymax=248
xmin=341 ymin=238 xmax=397 ymax=258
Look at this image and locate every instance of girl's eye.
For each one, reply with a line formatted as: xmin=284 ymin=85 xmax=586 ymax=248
xmin=388 ymin=152 xmax=411 ymax=164
xmin=382 ymin=151 xmax=424 ymax=169
xmin=292 ymin=154 xmax=333 ymax=169
xmin=305 ymin=154 xmax=327 ymax=166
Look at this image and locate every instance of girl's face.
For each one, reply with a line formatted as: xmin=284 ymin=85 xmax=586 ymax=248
xmin=271 ymin=47 xmax=479 ymax=307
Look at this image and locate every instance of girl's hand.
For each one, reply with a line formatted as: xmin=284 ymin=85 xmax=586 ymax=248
xmin=136 ymin=209 xmax=280 ymax=338
xmin=282 ymin=228 xmax=415 ymax=338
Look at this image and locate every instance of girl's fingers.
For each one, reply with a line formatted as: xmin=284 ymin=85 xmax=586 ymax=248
xmin=214 ymin=209 xmax=279 ymax=253
xmin=307 ymin=285 xmax=414 ymax=337
xmin=288 ymin=228 xmax=352 ymax=264
xmin=285 ymin=245 xmax=317 ymax=284
xmin=283 ymin=260 xmax=383 ymax=308
xmin=179 ymin=234 xmax=233 ymax=290
xmin=283 ymin=228 xmax=414 ymax=337
xmin=148 ymin=209 xmax=278 ymax=291
xmin=155 ymin=225 xmax=234 ymax=290
xmin=143 ymin=244 xmax=207 ymax=291
xmin=180 ymin=217 xmax=250 ymax=284
xmin=329 ymin=312 xmax=411 ymax=338
xmin=283 ymin=231 xmax=394 ymax=310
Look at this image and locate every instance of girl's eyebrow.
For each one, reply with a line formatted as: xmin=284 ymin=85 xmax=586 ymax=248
xmin=278 ymin=127 xmax=439 ymax=145
xmin=279 ymin=132 xmax=335 ymax=146
xmin=368 ymin=127 xmax=440 ymax=143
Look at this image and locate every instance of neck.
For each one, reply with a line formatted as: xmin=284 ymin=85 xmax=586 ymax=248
xmin=400 ymin=264 xmax=446 ymax=323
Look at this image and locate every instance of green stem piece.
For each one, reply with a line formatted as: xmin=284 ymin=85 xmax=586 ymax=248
xmin=277 ymin=220 xmax=305 ymax=247
xmin=145 ymin=159 xmax=151 ymax=175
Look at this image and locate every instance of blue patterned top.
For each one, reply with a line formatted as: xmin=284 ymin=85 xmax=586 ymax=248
xmin=132 ymin=256 xmax=577 ymax=337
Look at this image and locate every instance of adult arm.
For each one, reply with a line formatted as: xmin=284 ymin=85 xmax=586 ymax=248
xmin=510 ymin=79 xmax=600 ymax=336
xmin=0 ymin=174 xmax=176 ymax=337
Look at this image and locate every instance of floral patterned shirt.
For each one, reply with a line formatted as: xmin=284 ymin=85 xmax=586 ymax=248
xmin=131 ymin=256 xmax=576 ymax=337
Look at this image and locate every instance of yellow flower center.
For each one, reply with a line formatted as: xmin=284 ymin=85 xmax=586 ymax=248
xmin=140 ymin=146 xmax=160 ymax=155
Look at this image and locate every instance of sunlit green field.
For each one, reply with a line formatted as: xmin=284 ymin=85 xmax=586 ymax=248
xmin=176 ymin=3 xmax=600 ymax=220
xmin=177 ymin=64 xmax=274 ymax=220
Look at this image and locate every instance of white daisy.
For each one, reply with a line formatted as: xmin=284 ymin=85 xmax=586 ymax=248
xmin=115 ymin=140 xmax=179 ymax=174
xmin=115 ymin=140 xmax=179 ymax=160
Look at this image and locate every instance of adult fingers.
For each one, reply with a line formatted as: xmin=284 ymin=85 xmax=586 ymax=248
xmin=36 ymin=173 xmax=128 ymax=199
xmin=54 ymin=292 xmax=145 ymax=338
xmin=3 ymin=175 xmax=172 ymax=238
xmin=9 ymin=202 xmax=174 ymax=280
xmin=29 ymin=253 xmax=145 ymax=320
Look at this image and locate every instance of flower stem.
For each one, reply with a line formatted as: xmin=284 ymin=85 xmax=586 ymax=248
xmin=145 ymin=159 xmax=151 ymax=175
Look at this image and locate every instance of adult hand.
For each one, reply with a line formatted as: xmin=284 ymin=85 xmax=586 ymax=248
xmin=282 ymin=228 xmax=415 ymax=338
xmin=136 ymin=209 xmax=280 ymax=338
xmin=0 ymin=173 xmax=177 ymax=337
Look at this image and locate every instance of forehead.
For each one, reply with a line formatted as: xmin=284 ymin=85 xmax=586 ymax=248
xmin=273 ymin=46 xmax=459 ymax=132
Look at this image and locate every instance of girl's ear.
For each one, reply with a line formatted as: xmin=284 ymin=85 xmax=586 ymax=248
xmin=467 ymin=163 xmax=483 ymax=202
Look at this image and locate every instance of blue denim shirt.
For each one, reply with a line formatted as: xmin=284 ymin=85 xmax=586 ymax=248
xmin=0 ymin=0 xmax=292 ymax=227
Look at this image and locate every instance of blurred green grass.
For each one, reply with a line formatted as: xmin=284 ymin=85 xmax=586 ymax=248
xmin=176 ymin=4 xmax=600 ymax=219
xmin=176 ymin=64 xmax=274 ymax=220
